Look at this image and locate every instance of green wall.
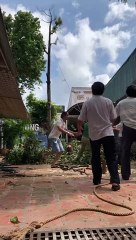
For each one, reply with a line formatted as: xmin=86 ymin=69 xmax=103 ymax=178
xmin=104 ymin=48 xmax=136 ymax=102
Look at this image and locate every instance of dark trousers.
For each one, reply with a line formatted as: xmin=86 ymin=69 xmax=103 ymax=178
xmin=114 ymin=134 xmax=122 ymax=164
xmin=90 ymin=136 xmax=120 ymax=185
xmin=121 ymin=125 xmax=136 ymax=180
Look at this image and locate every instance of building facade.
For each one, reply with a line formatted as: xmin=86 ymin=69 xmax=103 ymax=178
xmin=67 ymin=87 xmax=91 ymax=117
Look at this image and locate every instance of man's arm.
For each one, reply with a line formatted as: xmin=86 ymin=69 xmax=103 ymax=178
xmin=77 ymin=102 xmax=87 ymax=135
xmin=113 ymin=103 xmax=120 ymax=126
xmin=109 ymin=102 xmax=117 ymax=123
xmin=77 ymin=119 xmax=84 ymax=136
xmin=58 ymin=126 xmax=74 ymax=137
xmin=113 ymin=116 xmax=120 ymax=126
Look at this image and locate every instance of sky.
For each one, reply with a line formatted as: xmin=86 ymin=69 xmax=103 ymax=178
xmin=0 ymin=0 xmax=136 ymax=109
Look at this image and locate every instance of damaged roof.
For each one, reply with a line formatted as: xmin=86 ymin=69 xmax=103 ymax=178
xmin=0 ymin=8 xmax=28 ymax=119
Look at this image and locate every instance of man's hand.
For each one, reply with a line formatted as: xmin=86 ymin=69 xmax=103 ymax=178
xmin=68 ymin=131 xmax=74 ymax=137
xmin=73 ymin=132 xmax=80 ymax=137
xmin=112 ymin=126 xmax=120 ymax=132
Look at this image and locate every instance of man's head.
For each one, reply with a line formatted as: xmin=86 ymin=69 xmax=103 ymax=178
xmin=61 ymin=111 xmax=69 ymax=121
xmin=126 ymin=85 xmax=136 ymax=98
xmin=91 ymin=82 xmax=105 ymax=95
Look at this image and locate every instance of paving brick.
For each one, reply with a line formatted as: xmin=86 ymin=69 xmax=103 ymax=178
xmin=0 ymin=164 xmax=136 ymax=237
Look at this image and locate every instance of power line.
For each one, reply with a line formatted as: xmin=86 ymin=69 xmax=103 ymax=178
xmin=53 ymin=53 xmax=71 ymax=90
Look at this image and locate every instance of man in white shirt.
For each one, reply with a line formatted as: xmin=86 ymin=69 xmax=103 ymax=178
xmin=48 ymin=111 xmax=74 ymax=167
xmin=77 ymin=82 xmax=120 ymax=191
xmin=115 ymin=85 xmax=136 ymax=180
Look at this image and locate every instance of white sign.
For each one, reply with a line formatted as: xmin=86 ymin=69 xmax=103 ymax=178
xmin=68 ymin=87 xmax=91 ymax=109
xmin=25 ymin=124 xmax=39 ymax=131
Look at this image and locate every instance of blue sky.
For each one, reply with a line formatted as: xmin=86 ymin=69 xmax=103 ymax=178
xmin=0 ymin=0 xmax=136 ymax=108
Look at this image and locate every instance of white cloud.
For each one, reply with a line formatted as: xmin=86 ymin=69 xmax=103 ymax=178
xmin=53 ymin=17 xmax=133 ymax=106
xmin=59 ymin=8 xmax=65 ymax=17
xmin=105 ymin=2 xmax=136 ymax=23
xmin=75 ymin=12 xmax=82 ymax=20
xmin=55 ymin=18 xmax=97 ymax=88
xmin=33 ymin=83 xmax=47 ymax=99
xmin=22 ymin=83 xmax=47 ymax=105
xmin=16 ymin=4 xmax=29 ymax=12
xmin=1 ymin=4 xmax=16 ymax=16
xmin=54 ymin=18 xmax=131 ymax=90
xmin=95 ymin=24 xmax=131 ymax=61
xmin=93 ymin=74 xmax=110 ymax=85
xmin=106 ymin=63 xmax=120 ymax=77
xmin=1 ymin=3 xmax=28 ymax=16
xmin=72 ymin=0 xmax=80 ymax=9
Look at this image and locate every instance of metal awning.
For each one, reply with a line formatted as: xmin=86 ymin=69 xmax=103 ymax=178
xmin=0 ymin=8 xmax=28 ymax=119
xmin=67 ymin=102 xmax=83 ymax=116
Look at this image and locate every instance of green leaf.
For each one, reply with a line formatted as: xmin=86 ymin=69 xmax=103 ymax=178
xmin=10 ymin=216 xmax=19 ymax=224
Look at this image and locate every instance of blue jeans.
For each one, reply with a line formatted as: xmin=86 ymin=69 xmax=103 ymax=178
xmin=49 ymin=138 xmax=64 ymax=153
xmin=90 ymin=136 xmax=120 ymax=185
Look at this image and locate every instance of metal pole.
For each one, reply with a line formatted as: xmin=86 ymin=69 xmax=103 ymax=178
xmin=46 ymin=21 xmax=52 ymax=131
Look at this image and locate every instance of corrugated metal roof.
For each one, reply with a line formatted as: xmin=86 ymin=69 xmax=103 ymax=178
xmin=0 ymin=8 xmax=28 ymax=119
xmin=104 ymin=48 xmax=136 ymax=102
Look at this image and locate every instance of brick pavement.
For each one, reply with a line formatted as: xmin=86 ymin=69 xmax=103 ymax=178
xmin=0 ymin=164 xmax=136 ymax=237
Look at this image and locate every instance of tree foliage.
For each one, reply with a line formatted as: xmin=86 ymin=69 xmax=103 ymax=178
xmin=3 ymin=11 xmax=46 ymax=92
xmin=51 ymin=16 xmax=62 ymax=34
xmin=3 ymin=119 xmax=30 ymax=149
xmin=26 ymin=93 xmax=61 ymax=127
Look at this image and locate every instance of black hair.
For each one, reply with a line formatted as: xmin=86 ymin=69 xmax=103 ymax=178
xmin=91 ymin=81 xmax=105 ymax=95
xmin=126 ymin=85 xmax=136 ymax=98
xmin=61 ymin=111 xmax=68 ymax=119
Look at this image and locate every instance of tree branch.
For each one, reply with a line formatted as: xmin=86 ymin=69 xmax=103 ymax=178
xmin=41 ymin=18 xmax=51 ymax=24
xmin=44 ymin=49 xmax=48 ymax=54
xmin=41 ymin=10 xmax=51 ymax=18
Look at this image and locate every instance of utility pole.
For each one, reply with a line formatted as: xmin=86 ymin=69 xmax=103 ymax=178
xmin=46 ymin=19 xmax=52 ymax=130
xmin=43 ymin=10 xmax=62 ymax=132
